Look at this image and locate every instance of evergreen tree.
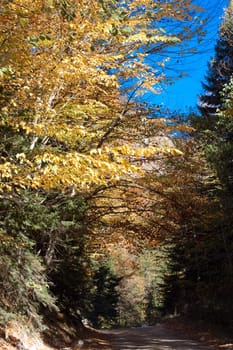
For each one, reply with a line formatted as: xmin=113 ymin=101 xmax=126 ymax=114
xmin=189 ymin=3 xmax=233 ymax=330
xmin=198 ymin=3 xmax=233 ymax=123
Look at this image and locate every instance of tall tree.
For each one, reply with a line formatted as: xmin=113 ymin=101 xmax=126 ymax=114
xmin=198 ymin=1 xmax=233 ymax=122
xmin=189 ymin=2 xmax=233 ymax=328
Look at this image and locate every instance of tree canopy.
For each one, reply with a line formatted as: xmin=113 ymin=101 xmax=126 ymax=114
xmin=0 ymin=0 xmax=201 ymax=195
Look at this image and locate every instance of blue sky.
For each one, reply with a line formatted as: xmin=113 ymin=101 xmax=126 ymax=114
xmin=144 ymin=0 xmax=229 ymax=113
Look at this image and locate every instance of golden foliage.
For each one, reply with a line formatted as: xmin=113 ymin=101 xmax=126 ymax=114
xmin=0 ymin=0 xmax=199 ymax=193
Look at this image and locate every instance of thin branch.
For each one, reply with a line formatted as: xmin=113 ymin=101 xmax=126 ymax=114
xmin=0 ymin=38 xmax=8 ymax=50
xmin=97 ymin=81 xmax=144 ymax=148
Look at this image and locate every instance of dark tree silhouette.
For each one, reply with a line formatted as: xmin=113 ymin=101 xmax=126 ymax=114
xmin=198 ymin=4 xmax=233 ymax=123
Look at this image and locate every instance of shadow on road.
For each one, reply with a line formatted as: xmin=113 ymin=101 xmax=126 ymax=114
xmin=103 ymin=324 xmax=215 ymax=350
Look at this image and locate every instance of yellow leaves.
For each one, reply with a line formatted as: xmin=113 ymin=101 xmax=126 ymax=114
xmin=141 ymin=79 xmax=161 ymax=95
xmin=0 ymin=162 xmax=17 ymax=179
xmin=0 ymin=147 xmax=143 ymax=193
xmin=114 ymin=144 xmax=131 ymax=156
xmin=124 ymin=32 xmax=148 ymax=44
xmin=68 ymin=23 xmax=77 ymax=30
xmin=18 ymin=16 xmax=29 ymax=29
xmin=124 ymin=32 xmax=180 ymax=46
xmin=99 ymin=74 xmax=119 ymax=88
xmin=108 ymin=144 xmax=184 ymax=160
xmin=133 ymin=145 xmax=184 ymax=157
xmin=103 ymin=22 xmax=118 ymax=35
xmin=0 ymin=0 xmax=196 ymax=198
xmin=129 ymin=0 xmax=153 ymax=11
xmin=166 ymin=148 xmax=184 ymax=156
xmin=37 ymin=38 xmax=54 ymax=48
xmin=15 ymin=153 xmax=26 ymax=163
xmin=0 ymin=231 xmax=17 ymax=249
xmin=166 ymin=124 xmax=195 ymax=133
xmin=0 ymin=231 xmax=28 ymax=249
xmin=90 ymin=148 xmax=102 ymax=156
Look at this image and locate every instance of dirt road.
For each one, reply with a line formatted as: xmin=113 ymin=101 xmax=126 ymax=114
xmin=101 ymin=324 xmax=215 ymax=350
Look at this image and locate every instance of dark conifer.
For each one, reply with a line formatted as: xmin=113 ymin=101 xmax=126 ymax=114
xmin=198 ymin=5 xmax=233 ymax=122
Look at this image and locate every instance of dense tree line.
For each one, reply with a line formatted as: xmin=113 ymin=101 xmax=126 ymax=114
xmin=170 ymin=1 xmax=233 ymax=330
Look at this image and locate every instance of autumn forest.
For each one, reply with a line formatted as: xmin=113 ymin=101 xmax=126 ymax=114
xmin=0 ymin=0 xmax=233 ymax=343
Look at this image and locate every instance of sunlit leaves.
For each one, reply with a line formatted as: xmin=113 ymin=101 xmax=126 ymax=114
xmin=0 ymin=0 xmax=199 ymax=196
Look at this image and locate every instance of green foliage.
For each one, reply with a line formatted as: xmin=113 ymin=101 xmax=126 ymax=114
xmin=117 ymin=274 xmax=146 ymax=328
xmin=191 ymin=6 xmax=233 ymax=327
xmin=90 ymin=248 xmax=172 ymax=328
xmin=88 ymin=264 xmax=119 ymax=328
xmin=0 ymin=240 xmax=56 ymax=329
xmin=183 ymin=73 xmax=233 ymax=331
xmin=213 ymin=78 xmax=233 ymax=193
xmin=0 ymin=186 xmax=89 ymax=328
xmin=48 ymin=227 xmax=94 ymax=322
xmin=142 ymin=247 xmax=171 ymax=324
xmin=198 ymin=5 xmax=233 ymax=118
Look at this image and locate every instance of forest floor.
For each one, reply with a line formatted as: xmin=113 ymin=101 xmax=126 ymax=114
xmin=0 ymin=316 xmax=232 ymax=350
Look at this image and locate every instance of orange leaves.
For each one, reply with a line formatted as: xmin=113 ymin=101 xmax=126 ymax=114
xmin=0 ymin=231 xmax=18 ymax=249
